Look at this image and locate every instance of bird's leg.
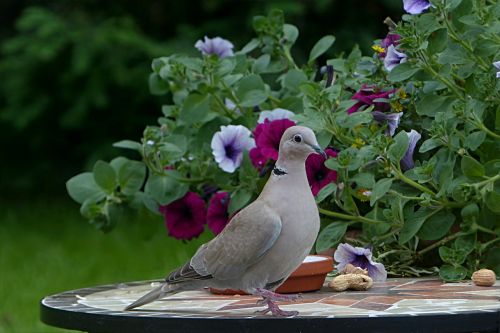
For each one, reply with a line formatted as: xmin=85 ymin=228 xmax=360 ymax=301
xmin=253 ymin=288 xmax=300 ymax=317
xmin=254 ymin=288 xmax=301 ymax=302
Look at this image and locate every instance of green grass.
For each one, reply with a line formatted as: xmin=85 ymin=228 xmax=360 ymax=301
xmin=0 ymin=199 xmax=211 ymax=333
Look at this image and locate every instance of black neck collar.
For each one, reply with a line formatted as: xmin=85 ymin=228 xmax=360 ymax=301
xmin=272 ymin=166 xmax=288 ymax=176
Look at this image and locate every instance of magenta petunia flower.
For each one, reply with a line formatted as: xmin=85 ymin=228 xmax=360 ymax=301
xmin=403 ymin=0 xmax=431 ymax=15
xmin=249 ymin=118 xmax=296 ymax=169
xmin=334 ymin=243 xmax=387 ymax=281
xmin=372 ymin=111 xmax=403 ymax=137
xmin=379 ymin=33 xmax=401 ymax=58
xmin=384 ymin=45 xmax=407 ymax=72
xmin=306 ymin=148 xmax=338 ymax=196
xmin=195 ymin=36 xmax=234 ymax=58
xmin=206 ymin=192 xmax=230 ymax=235
xmin=159 ymin=192 xmax=206 ymax=240
xmin=401 ymin=129 xmax=421 ymax=171
xmin=347 ymin=85 xmax=396 ymax=114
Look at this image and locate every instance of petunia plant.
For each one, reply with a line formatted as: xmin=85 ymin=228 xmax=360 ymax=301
xmin=67 ymin=1 xmax=500 ymax=282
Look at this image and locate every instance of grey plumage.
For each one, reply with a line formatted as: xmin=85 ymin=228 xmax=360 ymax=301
xmin=126 ymin=126 xmax=324 ymax=316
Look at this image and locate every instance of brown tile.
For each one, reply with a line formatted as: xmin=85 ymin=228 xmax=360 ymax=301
xmin=319 ymin=298 xmax=359 ymax=306
xmin=351 ymin=300 xmax=391 ymax=311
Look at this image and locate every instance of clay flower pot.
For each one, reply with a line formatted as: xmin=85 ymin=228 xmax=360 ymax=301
xmin=210 ymin=255 xmax=333 ymax=295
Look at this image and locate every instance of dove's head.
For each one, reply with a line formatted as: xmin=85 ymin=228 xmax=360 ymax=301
xmin=278 ymin=126 xmax=326 ymax=161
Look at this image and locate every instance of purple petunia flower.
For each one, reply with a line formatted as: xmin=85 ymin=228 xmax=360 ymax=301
xmin=401 ymin=129 xmax=421 ymax=171
xmin=403 ymin=0 xmax=431 ymax=15
xmin=372 ymin=111 xmax=403 ymax=136
xmin=249 ymin=118 xmax=296 ymax=169
xmin=159 ymin=192 xmax=206 ymax=241
xmin=306 ymin=149 xmax=338 ymax=196
xmin=379 ymin=33 xmax=401 ymax=58
xmin=207 ymin=191 xmax=231 ymax=235
xmin=384 ymin=45 xmax=407 ymax=72
xmin=257 ymin=108 xmax=295 ymax=123
xmin=195 ymin=36 xmax=234 ymax=58
xmin=334 ymin=243 xmax=387 ymax=281
xmin=348 ymin=85 xmax=396 ymax=114
xmin=211 ymin=125 xmax=255 ymax=173
xmin=224 ymin=98 xmax=242 ymax=115
xmin=493 ymin=61 xmax=500 ymax=79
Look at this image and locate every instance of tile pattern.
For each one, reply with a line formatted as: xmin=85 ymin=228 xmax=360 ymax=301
xmin=41 ymin=278 xmax=500 ymax=319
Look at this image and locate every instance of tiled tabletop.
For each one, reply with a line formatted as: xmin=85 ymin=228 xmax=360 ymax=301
xmin=41 ymin=278 xmax=500 ymax=333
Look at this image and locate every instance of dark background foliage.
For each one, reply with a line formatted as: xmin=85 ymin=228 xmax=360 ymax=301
xmin=0 ymin=0 xmax=402 ymax=197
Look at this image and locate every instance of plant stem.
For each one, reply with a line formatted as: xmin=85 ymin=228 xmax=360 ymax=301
xmin=440 ymin=7 xmax=490 ymax=72
xmin=477 ymin=122 xmax=500 ymax=140
xmin=417 ymin=232 xmax=466 ymax=256
xmin=283 ymin=47 xmax=299 ymax=70
xmin=393 ymin=168 xmax=437 ymax=196
xmin=319 ymin=208 xmax=382 ymax=224
xmin=474 ymin=174 xmax=500 ymax=188
xmin=474 ymin=224 xmax=498 ymax=236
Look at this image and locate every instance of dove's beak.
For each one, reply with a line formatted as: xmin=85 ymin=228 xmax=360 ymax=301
xmin=312 ymin=145 xmax=327 ymax=158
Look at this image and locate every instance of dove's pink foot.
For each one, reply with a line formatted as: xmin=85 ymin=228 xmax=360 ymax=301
xmin=253 ymin=288 xmax=300 ymax=317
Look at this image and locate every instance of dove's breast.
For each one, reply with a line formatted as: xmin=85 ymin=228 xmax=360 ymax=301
xmin=241 ymin=177 xmax=320 ymax=291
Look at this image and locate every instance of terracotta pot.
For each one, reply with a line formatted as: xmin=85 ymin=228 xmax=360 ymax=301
xmin=210 ymin=255 xmax=334 ymax=295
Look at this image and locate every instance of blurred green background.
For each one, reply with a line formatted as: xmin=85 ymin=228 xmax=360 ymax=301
xmin=0 ymin=0 xmax=402 ymax=332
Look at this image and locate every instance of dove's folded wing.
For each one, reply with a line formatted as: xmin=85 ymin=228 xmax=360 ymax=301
xmin=190 ymin=202 xmax=282 ymax=280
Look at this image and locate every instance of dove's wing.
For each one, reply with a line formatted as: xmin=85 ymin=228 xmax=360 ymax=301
xmin=190 ymin=201 xmax=282 ymax=280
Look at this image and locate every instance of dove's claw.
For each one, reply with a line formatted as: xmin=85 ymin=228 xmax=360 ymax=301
xmin=253 ymin=289 xmax=300 ymax=317
xmin=255 ymin=298 xmax=298 ymax=317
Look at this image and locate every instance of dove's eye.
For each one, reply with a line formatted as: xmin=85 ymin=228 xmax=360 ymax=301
xmin=293 ymin=134 xmax=302 ymax=143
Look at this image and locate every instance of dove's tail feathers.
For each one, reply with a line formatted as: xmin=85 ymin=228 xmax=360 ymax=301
xmin=124 ymin=284 xmax=177 ymax=311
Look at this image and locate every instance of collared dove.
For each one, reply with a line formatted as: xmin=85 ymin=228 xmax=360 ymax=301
xmin=125 ymin=126 xmax=326 ymax=316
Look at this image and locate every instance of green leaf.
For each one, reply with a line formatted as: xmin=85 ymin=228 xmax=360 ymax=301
xmin=419 ymin=138 xmax=441 ymax=153
xmin=93 ymin=160 xmax=117 ymax=193
xmin=144 ymin=173 xmax=188 ymax=205
xmin=315 ymin=222 xmax=347 ymax=253
xmin=427 ymin=28 xmax=448 ymax=54
xmin=113 ymin=140 xmax=142 ymax=151
xmin=398 ymin=207 xmax=436 ymax=244
xmin=370 ymin=178 xmax=393 ymax=206
xmin=308 ymin=35 xmax=335 ymax=63
xmin=350 ymin=172 xmax=375 ymax=188
xmin=239 ymin=90 xmax=267 ymax=107
xmin=252 ymin=54 xmax=270 ymax=73
xmin=239 ymin=38 xmax=259 ymax=54
xmin=464 ymin=131 xmax=486 ymax=151
xmin=416 ymin=94 xmax=452 ymax=117
xmin=418 ymin=210 xmax=456 ymax=240
xmin=236 ymin=74 xmax=266 ymax=107
xmin=118 ymin=160 xmax=146 ymax=195
xmin=283 ymin=24 xmax=299 ymax=45
xmin=148 ymin=73 xmax=168 ymax=95
xmin=336 ymin=110 xmax=373 ymax=128
xmin=283 ymin=69 xmax=307 ymax=92
xmin=159 ymin=135 xmax=187 ymax=162
xmin=388 ymin=131 xmax=409 ymax=164
xmin=461 ymin=156 xmax=485 ymax=179
xmin=486 ymin=191 xmax=500 ymax=213
xmin=109 ymin=157 xmax=129 ymax=173
xmin=439 ymin=264 xmax=467 ymax=282
xmin=438 ymin=44 xmax=469 ymax=65
xmin=66 ymin=172 xmax=106 ymax=204
xmin=180 ymin=93 xmax=211 ymax=125
xmin=228 ymin=189 xmax=252 ymax=215
xmin=388 ymin=62 xmax=420 ymax=82
xmin=315 ymin=183 xmax=336 ymax=204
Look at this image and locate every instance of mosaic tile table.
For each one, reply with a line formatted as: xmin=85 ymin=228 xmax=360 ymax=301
xmin=40 ymin=278 xmax=500 ymax=333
